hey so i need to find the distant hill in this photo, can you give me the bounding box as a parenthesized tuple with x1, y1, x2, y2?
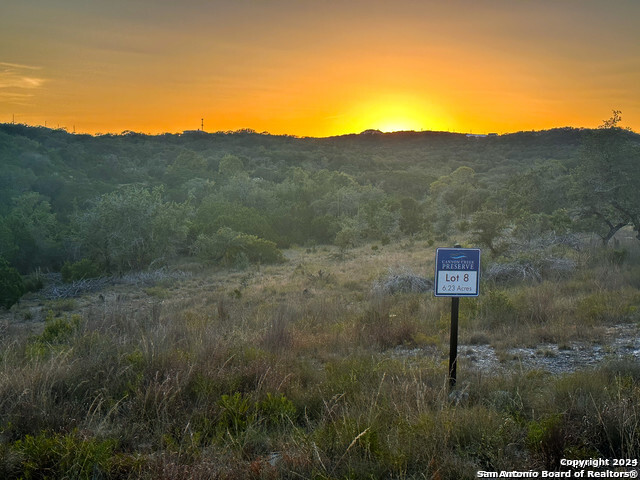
(1, 122, 638, 276)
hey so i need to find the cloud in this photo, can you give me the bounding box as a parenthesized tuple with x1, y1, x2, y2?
(0, 91, 35, 107)
(0, 62, 46, 102)
(0, 61, 41, 70)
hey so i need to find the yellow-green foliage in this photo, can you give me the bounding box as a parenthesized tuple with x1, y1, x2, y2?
(26, 311, 81, 358)
(47, 298, 77, 314)
(474, 288, 517, 327)
(575, 290, 639, 325)
(8, 431, 115, 479)
(527, 414, 565, 468)
(61, 258, 103, 283)
(143, 286, 170, 298)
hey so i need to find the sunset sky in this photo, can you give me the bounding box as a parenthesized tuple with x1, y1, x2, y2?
(1, 0, 639, 136)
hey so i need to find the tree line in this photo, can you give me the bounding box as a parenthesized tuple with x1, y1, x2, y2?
(1, 114, 639, 308)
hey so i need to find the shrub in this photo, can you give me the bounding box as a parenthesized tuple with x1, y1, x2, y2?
(61, 258, 103, 283)
(372, 268, 433, 295)
(476, 289, 517, 327)
(40, 314, 82, 344)
(8, 431, 115, 479)
(22, 270, 44, 293)
(309, 214, 341, 244)
(257, 393, 296, 429)
(574, 291, 633, 325)
(0, 256, 25, 309)
(240, 233, 285, 264)
(193, 228, 284, 267)
(217, 392, 256, 438)
(608, 248, 627, 265)
(27, 311, 82, 358)
(527, 414, 566, 468)
(486, 259, 542, 284)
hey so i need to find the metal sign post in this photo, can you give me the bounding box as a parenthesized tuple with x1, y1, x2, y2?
(434, 247, 481, 389)
(448, 296, 460, 389)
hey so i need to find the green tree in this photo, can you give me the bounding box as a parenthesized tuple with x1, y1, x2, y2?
(501, 161, 570, 218)
(218, 154, 246, 179)
(571, 112, 640, 244)
(0, 217, 18, 263)
(429, 166, 486, 216)
(399, 197, 426, 235)
(309, 214, 341, 244)
(183, 177, 216, 203)
(427, 166, 487, 238)
(470, 209, 509, 255)
(165, 150, 210, 188)
(73, 186, 191, 272)
(0, 256, 25, 309)
(193, 198, 279, 244)
(334, 218, 360, 251)
(496, 162, 573, 244)
(2, 192, 61, 272)
(358, 187, 399, 241)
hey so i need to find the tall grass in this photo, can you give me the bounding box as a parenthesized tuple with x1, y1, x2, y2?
(1, 241, 640, 478)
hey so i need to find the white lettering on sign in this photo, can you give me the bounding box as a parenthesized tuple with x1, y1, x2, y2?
(440, 261, 475, 270)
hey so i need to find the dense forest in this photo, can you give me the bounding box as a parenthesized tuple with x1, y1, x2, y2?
(1, 119, 639, 307)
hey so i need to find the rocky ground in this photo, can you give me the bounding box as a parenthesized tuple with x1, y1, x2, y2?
(392, 323, 640, 376)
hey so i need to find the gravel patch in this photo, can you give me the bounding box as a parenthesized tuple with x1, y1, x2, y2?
(390, 324, 640, 375)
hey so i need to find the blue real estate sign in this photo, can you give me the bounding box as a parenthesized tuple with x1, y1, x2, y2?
(434, 248, 481, 297)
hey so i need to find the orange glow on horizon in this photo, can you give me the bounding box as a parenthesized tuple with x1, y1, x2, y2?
(322, 94, 446, 135)
(1, 2, 639, 137)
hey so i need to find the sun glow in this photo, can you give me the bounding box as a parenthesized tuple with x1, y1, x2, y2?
(377, 118, 423, 133)
(340, 94, 449, 134)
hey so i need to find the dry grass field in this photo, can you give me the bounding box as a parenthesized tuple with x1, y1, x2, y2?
(1, 237, 640, 479)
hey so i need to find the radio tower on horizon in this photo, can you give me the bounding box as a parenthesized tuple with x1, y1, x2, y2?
(201, 118, 204, 131)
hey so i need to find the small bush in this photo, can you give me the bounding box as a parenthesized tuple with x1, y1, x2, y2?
(27, 311, 82, 358)
(575, 292, 633, 325)
(48, 298, 77, 313)
(372, 268, 433, 295)
(40, 314, 81, 344)
(527, 414, 566, 469)
(61, 258, 103, 283)
(22, 271, 44, 293)
(240, 233, 285, 264)
(476, 289, 517, 327)
(8, 431, 115, 480)
(607, 248, 627, 266)
(193, 228, 284, 267)
(486, 260, 541, 284)
(257, 393, 296, 429)
(217, 392, 256, 438)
